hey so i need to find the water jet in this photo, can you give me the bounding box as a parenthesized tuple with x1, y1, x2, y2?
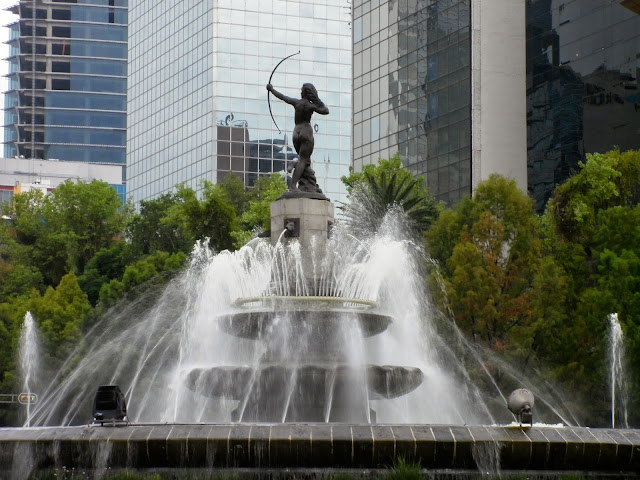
(18, 312, 40, 428)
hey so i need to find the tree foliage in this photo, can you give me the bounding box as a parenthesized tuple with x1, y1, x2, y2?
(425, 150, 640, 425)
(126, 193, 187, 256)
(231, 174, 287, 247)
(427, 174, 542, 349)
(549, 149, 640, 243)
(98, 250, 187, 307)
(538, 150, 640, 414)
(341, 155, 440, 237)
(5, 180, 128, 285)
(77, 242, 136, 305)
(160, 182, 236, 253)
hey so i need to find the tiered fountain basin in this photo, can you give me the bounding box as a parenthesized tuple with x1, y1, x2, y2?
(2, 423, 640, 477)
(186, 364, 424, 401)
(185, 296, 424, 423)
(217, 296, 395, 338)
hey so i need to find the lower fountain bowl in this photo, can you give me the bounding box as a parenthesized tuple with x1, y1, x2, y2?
(185, 364, 424, 401)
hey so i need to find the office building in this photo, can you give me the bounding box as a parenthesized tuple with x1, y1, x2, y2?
(352, 0, 526, 206)
(2, 0, 127, 170)
(354, 0, 639, 210)
(127, 0, 352, 205)
(527, 0, 640, 211)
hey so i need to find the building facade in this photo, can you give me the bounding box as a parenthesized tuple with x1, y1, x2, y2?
(0, 156, 125, 206)
(2, 0, 127, 168)
(127, 0, 352, 206)
(354, 0, 639, 211)
(352, 0, 526, 206)
(527, 0, 640, 211)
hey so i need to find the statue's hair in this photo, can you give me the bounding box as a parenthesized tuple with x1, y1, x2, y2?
(302, 83, 319, 102)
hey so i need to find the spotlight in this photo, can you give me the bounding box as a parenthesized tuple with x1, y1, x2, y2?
(507, 388, 534, 426)
(92, 385, 128, 426)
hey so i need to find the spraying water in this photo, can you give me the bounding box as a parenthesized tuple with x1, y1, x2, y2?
(609, 313, 628, 428)
(25, 209, 571, 426)
(18, 312, 40, 427)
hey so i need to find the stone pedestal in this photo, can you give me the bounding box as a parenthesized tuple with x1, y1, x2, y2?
(270, 196, 334, 252)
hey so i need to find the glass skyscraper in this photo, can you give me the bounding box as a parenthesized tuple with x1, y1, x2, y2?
(356, 0, 639, 211)
(527, 0, 640, 211)
(353, 0, 471, 205)
(353, 0, 526, 206)
(2, 0, 127, 165)
(127, 0, 352, 205)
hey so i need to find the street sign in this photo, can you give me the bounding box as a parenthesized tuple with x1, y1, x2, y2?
(18, 393, 37, 404)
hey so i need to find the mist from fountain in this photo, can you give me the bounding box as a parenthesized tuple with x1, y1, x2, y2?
(18, 312, 40, 427)
(609, 312, 629, 428)
(24, 208, 570, 427)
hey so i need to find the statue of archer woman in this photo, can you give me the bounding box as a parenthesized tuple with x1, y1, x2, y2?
(266, 82, 329, 193)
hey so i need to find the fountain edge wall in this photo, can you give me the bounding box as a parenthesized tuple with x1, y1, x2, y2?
(2, 424, 639, 476)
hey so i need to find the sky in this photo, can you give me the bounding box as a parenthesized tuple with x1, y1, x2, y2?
(0, 2, 18, 146)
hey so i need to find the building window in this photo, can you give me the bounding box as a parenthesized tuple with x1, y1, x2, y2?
(371, 115, 380, 142)
(354, 17, 362, 43)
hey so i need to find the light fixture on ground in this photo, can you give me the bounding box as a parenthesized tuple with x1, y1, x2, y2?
(92, 385, 127, 426)
(507, 388, 534, 426)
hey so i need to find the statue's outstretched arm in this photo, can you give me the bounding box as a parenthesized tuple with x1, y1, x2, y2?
(266, 84, 297, 106)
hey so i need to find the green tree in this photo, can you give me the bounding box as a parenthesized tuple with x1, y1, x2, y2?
(29, 272, 91, 358)
(126, 193, 189, 256)
(218, 173, 252, 218)
(535, 149, 640, 424)
(0, 261, 43, 299)
(427, 175, 542, 350)
(42, 180, 129, 271)
(231, 174, 287, 247)
(98, 250, 187, 307)
(77, 242, 136, 305)
(0, 273, 92, 369)
(161, 182, 236, 253)
(341, 155, 440, 237)
(549, 149, 640, 244)
(6, 180, 128, 285)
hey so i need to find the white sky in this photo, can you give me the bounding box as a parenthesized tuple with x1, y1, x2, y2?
(1, 2, 19, 146)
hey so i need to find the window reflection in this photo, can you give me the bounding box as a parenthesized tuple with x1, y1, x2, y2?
(526, 0, 640, 211)
(353, 0, 472, 206)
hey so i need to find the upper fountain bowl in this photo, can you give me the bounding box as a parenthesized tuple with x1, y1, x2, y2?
(218, 296, 393, 339)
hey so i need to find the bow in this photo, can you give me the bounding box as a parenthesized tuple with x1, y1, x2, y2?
(268, 51, 300, 134)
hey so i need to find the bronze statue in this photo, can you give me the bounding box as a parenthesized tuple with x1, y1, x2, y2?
(266, 82, 329, 193)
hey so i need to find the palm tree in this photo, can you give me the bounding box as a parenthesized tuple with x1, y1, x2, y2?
(340, 156, 440, 238)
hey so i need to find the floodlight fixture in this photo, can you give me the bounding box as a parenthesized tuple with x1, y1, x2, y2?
(92, 385, 127, 426)
(507, 388, 534, 426)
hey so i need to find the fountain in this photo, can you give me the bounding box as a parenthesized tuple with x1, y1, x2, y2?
(2, 190, 639, 478)
(609, 313, 629, 428)
(22, 198, 487, 426)
(181, 196, 424, 424)
(17, 312, 40, 427)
